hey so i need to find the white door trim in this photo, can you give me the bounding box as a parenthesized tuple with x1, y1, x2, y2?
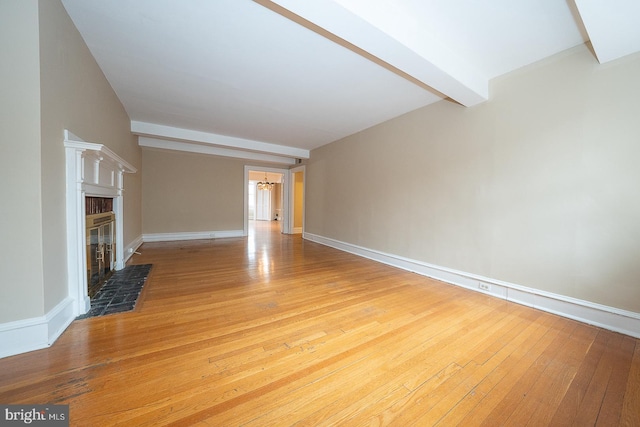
(290, 165, 306, 235)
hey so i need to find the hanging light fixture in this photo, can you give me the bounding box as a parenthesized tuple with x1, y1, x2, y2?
(257, 173, 274, 191)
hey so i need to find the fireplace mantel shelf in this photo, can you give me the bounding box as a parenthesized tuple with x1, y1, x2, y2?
(64, 140, 137, 174)
(64, 130, 136, 178)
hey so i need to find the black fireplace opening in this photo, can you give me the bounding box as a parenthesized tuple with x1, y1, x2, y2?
(86, 197, 115, 298)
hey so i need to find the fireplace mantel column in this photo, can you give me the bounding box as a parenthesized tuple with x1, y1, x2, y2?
(64, 130, 136, 316)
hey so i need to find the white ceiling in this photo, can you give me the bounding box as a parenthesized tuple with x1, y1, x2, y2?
(60, 0, 640, 164)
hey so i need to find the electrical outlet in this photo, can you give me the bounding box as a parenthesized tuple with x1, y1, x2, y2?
(478, 282, 491, 291)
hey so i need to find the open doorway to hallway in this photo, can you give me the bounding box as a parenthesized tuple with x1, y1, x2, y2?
(244, 165, 305, 237)
(247, 169, 285, 236)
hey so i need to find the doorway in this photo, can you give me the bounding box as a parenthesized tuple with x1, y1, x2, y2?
(290, 166, 305, 234)
(245, 166, 288, 236)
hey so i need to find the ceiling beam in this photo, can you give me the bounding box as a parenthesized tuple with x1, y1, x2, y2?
(574, 0, 640, 63)
(254, 0, 488, 107)
(138, 137, 298, 165)
(131, 121, 310, 159)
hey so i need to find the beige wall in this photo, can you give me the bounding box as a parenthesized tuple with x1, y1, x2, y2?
(142, 149, 247, 233)
(0, 0, 141, 323)
(0, 0, 45, 322)
(38, 0, 141, 313)
(306, 45, 640, 313)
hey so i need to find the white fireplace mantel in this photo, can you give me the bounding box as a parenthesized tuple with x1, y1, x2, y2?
(64, 130, 136, 315)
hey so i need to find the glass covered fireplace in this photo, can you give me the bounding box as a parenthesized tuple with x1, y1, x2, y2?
(86, 202, 116, 298)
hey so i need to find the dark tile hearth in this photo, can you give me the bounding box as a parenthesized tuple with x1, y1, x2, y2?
(77, 264, 152, 319)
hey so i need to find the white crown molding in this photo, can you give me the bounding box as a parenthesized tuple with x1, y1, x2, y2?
(131, 121, 309, 160)
(303, 232, 640, 339)
(138, 137, 297, 165)
(143, 230, 245, 243)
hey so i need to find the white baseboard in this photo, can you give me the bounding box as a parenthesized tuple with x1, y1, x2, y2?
(1, 232, 145, 359)
(143, 229, 244, 243)
(0, 297, 76, 359)
(303, 232, 640, 339)
(124, 234, 144, 264)
(292, 227, 303, 234)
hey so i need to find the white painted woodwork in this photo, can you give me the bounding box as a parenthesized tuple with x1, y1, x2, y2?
(259, 0, 489, 106)
(290, 165, 305, 235)
(138, 136, 297, 165)
(133, 122, 308, 160)
(142, 230, 244, 242)
(575, 0, 640, 63)
(64, 130, 136, 316)
(57, 0, 640, 158)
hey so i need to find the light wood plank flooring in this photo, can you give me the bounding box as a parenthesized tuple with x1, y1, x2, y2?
(1, 221, 639, 426)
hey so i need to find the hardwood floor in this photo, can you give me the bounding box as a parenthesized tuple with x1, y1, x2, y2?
(1, 221, 639, 426)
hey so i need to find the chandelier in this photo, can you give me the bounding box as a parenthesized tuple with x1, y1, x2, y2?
(257, 174, 274, 191)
